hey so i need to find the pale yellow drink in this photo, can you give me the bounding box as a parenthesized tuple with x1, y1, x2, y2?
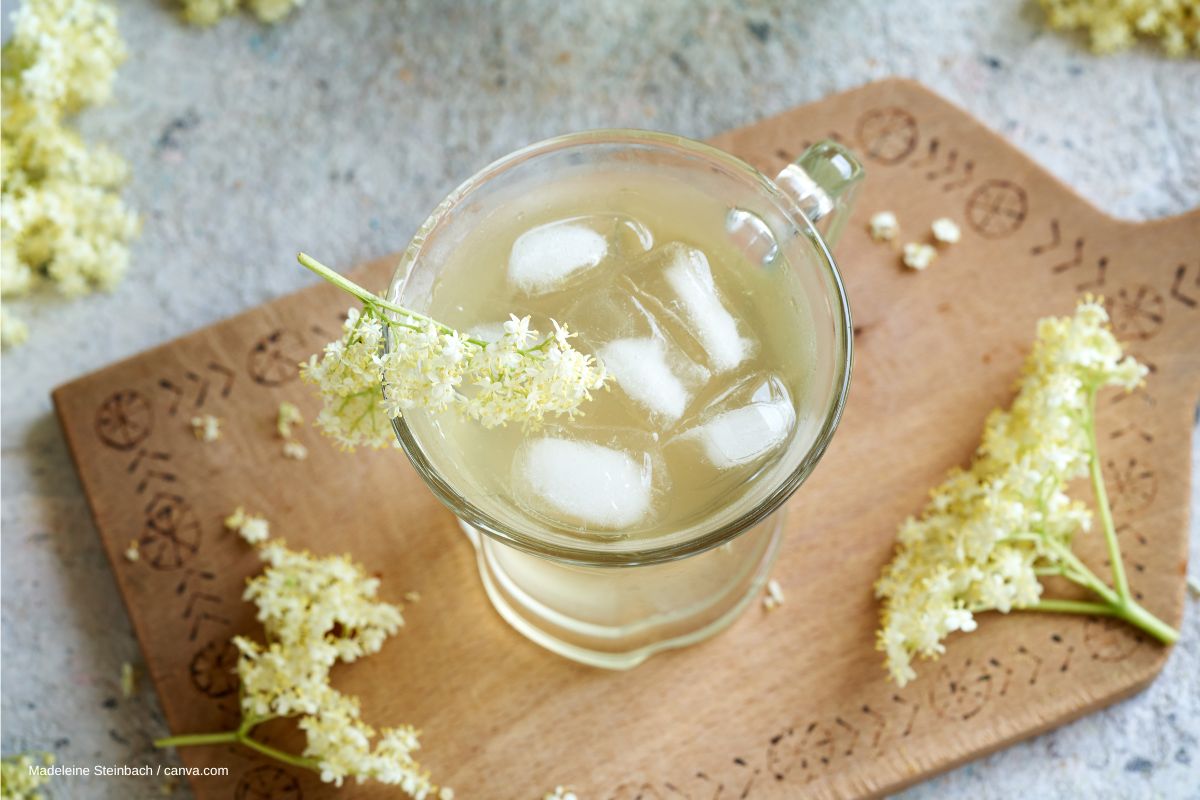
(404, 170, 814, 541)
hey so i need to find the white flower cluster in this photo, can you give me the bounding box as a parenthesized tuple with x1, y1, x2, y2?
(276, 401, 309, 459)
(876, 299, 1147, 686)
(1, 0, 138, 347)
(1, 0, 125, 112)
(224, 506, 270, 544)
(232, 536, 449, 797)
(302, 304, 607, 450)
(300, 307, 394, 450)
(1039, 0, 1200, 55)
(180, 0, 304, 26)
(0, 753, 53, 800)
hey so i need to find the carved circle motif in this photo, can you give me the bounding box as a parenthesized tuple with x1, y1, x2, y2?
(94, 390, 153, 451)
(235, 765, 302, 800)
(139, 494, 202, 570)
(190, 638, 240, 698)
(855, 107, 919, 165)
(1106, 284, 1165, 341)
(964, 179, 1028, 238)
(930, 659, 993, 721)
(1083, 617, 1142, 662)
(247, 329, 306, 386)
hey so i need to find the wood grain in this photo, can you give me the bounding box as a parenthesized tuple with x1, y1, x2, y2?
(53, 78, 1200, 800)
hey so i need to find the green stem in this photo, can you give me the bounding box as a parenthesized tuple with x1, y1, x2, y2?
(237, 735, 321, 770)
(155, 725, 321, 773)
(1023, 388, 1179, 646)
(1115, 596, 1180, 645)
(154, 731, 238, 749)
(1027, 598, 1118, 617)
(296, 253, 490, 347)
(1047, 541, 1120, 604)
(1086, 387, 1130, 601)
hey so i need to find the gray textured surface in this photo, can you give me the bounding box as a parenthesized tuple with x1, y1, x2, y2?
(2, 1, 1199, 798)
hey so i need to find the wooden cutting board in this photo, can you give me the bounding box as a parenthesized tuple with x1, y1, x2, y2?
(53, 78, 1199, 800)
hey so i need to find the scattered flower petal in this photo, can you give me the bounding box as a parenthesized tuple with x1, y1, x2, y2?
(868, 211, 899, 242)
(763, 578, 785, 611)
(282, 440, 309, 460)
(120, 661, 138, 698)
(277, 401, 304, 439)
(190, 414, 221, 443)
(902, 242, 937, 270)
(931, 217, 961, 244)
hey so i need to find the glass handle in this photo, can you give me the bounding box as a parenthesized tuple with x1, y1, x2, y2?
(774, 140, 864, 249)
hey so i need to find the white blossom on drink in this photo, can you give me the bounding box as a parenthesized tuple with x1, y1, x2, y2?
(303, 308, 606, 450)
(299, 307, 394, 450)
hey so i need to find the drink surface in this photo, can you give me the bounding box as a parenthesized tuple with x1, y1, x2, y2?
(403, 168, 814, 544)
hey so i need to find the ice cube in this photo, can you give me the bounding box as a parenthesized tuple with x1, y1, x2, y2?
(508, 215, 654, 296)
(599, 337, 692, 422)
(632, 243, 753, 373)
(668, 374, 795, 472)
(509, 222, 607, 294)
(567, 287, 711, 425)
(619, 217, 655, 252)
(513, 436, 657, 529)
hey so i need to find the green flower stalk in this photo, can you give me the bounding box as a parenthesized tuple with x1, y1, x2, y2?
(155, 517, 453, 797)
(295, 253, 607, 450)
(876, 298, 1178, 687)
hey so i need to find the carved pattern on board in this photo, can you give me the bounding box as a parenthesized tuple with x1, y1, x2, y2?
(95, 390, 153, 451)
(964, 179, 1028, 238)
(235, 765, 302, 800)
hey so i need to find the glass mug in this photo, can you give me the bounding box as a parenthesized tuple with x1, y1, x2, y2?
(386, 131, 859, 669)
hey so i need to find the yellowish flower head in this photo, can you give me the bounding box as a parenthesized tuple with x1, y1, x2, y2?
(301, 306, 607, 450)
(1, 0, 138, 344)
(876, 298, 1147, 686)
(1, 752, 54, 800)
(180, 0, 304, 26)
(230, 532, 446, 796)
(1038, 0, 1200, 56)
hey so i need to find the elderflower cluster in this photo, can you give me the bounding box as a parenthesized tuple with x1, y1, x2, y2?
(224, 506, 270, 544)
(233, 536, 449, 797)
(180, 0, 304, 26)
(276, 401, 309, 459)
(1, 0, 138, 346)
(1, 753, 53, 800)
(302, 306, 607, 450)
(1039, 0, 1200, 56)
(876, 299, 1146, 686)
(1, 0, 125, 112)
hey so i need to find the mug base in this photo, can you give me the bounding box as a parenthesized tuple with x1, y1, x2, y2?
(462, 513, 785, 670)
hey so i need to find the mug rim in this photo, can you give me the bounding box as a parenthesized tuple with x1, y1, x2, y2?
(388, 128, 853, 566)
